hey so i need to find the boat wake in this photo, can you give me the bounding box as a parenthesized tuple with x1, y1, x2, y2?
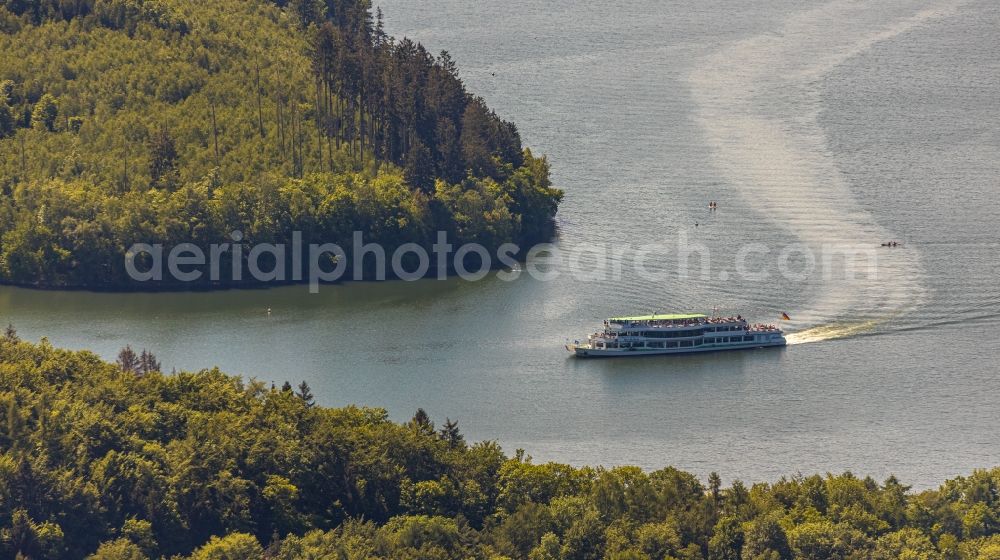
(688, 0, 963, 344)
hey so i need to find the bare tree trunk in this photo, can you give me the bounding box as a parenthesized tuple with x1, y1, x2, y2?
(323, 82, 333, 171)
(291, 101, 299, 178)
(315, 81, 323, 169)
(277, 94, 285, 157)
(255, 57, 265, 137)
(335, 93, 342, 150)
(210, 102, 220, 168)
(122, 137, 128, 192)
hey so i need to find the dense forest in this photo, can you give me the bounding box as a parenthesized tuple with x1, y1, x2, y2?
(0, 332, 998, 559)
(0, 0, 562, 287)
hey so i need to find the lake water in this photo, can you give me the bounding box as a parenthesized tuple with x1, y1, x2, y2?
(3, 0, 999, 488)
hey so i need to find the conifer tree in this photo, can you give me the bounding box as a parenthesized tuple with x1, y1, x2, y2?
(138, 349, 161, 375)
(148, 127, 179, 189)
(31, 94, 58, 132)
(412, 408, 434, 436)
(0, 101, 14, 139)
(439, 418, 464, 448)
(117, 345, 139, 373)
(296, 381, 314, 406)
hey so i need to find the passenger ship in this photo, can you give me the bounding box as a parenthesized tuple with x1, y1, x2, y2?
(567, 313, 786, 358)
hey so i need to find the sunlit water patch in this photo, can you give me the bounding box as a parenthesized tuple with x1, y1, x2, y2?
(689, 0, 964, 342)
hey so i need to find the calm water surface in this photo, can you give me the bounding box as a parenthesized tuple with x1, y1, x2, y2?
(3, 0, 999, 487)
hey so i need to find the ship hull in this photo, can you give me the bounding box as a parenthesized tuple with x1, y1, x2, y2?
(568, 339, 786, 358)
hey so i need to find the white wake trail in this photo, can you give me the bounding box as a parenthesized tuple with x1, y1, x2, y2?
(689, 0, 962, 343)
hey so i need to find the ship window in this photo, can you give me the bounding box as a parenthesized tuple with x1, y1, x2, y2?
(666, 341, 678, 348)
(650, 341, 663, 348)
(680, 340, 694, 347)
(744, 336, 754, 342)
(694, 339, 702, 346)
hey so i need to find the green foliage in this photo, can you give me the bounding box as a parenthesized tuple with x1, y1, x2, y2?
(87, 538, 149, 560)
(0, 0, 562, 288)
(188, 533, 263, 560)
(0, 100, 14, 138)
(147, 126, 178, 189)
(31, 93, 58, 131)
(0, 336, 999, 559)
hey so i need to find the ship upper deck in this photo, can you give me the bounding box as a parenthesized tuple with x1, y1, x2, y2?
(607, 314, 748, 330)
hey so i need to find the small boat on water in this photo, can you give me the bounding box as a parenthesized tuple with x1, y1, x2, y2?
(567, 313, 786, 358)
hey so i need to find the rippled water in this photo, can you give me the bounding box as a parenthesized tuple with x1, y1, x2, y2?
(2, 0, 999, 487)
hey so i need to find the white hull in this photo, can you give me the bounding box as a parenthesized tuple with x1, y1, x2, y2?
(570, 312, 787, 358)
(568, 339, 786, 358)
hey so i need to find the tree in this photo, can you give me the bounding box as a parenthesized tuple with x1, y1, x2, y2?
(120, 518, 157, 556)
(3, 323, 17, 341)
(709, 472, 722, 505)
(727, 480, 751, 516)
(3, 509, 65, 559)
(290, 0, 319, 26)
(117, 345, 139, 373)
(636, 521, 683, 559)
(189, 533, 264, 560)
(404, 138, 435, 192)
(296, 381, 314, 406)
(528, 532, 561, 560)
(0, 79, 13, 104)
(89, 539, 149, 560)
(0, 101, 14, 139)
(412, 408, 434, 435)
(560, 510, 605, 560)
(439, 418, 464, 448)
(32, 93, 58, 131)
(710, 516, 744, 560)
(148, 126, 179, 188)
(138, 349, 161, 375)
(788, 521, 855, 560)
(870, 528, 939, 560)
(741, 513, 791, 560)
(460, 99, 495, 178)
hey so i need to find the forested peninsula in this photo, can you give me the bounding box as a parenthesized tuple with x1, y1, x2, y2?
(1, 332, 999, 559)
(0, 0, 562, 288)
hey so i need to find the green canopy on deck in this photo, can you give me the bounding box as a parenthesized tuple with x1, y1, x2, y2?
(608, 313, 706, 322)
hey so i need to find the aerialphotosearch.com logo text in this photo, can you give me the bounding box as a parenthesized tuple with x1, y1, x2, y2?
(124, 230, 880, 292)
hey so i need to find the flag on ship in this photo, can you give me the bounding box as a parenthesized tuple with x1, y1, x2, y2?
(780, 312, 791, 321)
